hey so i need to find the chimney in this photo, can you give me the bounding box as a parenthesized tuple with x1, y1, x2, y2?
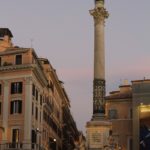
(0, 28, 13, 51)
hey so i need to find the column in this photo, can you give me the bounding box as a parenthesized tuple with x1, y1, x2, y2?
(23, 77, 32, 149)
(2, 80, 9, 142)
(90, 6, 109, 117)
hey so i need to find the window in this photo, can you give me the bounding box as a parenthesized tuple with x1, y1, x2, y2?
(35, 107, 38, 120)
(129, 108, 132, 119)
(0, 57, 1, 66)
(32, 102, 34, 115)
(36, 89, 38, 101)
(128, 137, 132, 150)
(40, 95, 42, 105)
(32, 84, 35, 96)
(108, 109, 118, 119)
(15, 55, 22, 65)
(40, 111, 41, 122)
(11, 82, 22, 94)
(0, 84, 1, 95)
(12, 129, 19, 143)
(10, 100, 22, 114)
(31, 130, 37, 149)
(0, 102, 1, 115)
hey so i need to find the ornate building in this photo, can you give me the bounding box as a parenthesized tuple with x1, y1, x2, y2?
(0, 28, 79, 150)
(105, 80, 150, 150)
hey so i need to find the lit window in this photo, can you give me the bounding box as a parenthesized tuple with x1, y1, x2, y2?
(128, 137, 132, 150)
(12, 129, 19, 143)
(15, 55, 22, 65)
(10, 100, 22, 114)
(11, 82, 22, 94)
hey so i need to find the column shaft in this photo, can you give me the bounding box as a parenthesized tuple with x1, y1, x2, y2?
(94, 20, 105, 79)
(90, 7, 108, 117)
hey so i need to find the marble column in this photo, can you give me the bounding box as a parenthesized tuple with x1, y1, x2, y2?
(90, 0, 109, 118)
(86, 2, 111, 149)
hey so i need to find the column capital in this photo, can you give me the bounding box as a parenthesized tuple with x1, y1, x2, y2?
(90, 7, 109, 24)
(25, 77, 32, 85)
(3, 80, 9, 86)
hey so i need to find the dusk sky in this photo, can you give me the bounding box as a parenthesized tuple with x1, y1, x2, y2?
(1, 0, 150, 133)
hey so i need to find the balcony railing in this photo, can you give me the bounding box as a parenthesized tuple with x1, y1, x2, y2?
(0, 143, 45, 150)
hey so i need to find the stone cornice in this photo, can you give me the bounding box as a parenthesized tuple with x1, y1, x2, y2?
(90, 7, 109, 24)
(0, 64, 34, 71)
(0, 64, 48, 87)
(0, 48, 30, 56)
(33, 64, 48, 86)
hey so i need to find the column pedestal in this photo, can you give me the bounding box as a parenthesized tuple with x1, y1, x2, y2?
(86, 120, 111, 150)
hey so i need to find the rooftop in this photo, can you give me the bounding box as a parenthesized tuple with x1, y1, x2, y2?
(106, 84, 132, 100)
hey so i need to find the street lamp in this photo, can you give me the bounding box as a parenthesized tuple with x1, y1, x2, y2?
(49, 137, 57, 150)
(34, 128, 41, 150)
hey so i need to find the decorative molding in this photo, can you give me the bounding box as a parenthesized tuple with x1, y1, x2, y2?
(25, 77, 32, 85)
(3, 80, 9, 86)
(93, 79, 105, 114)
(90, 7, 109, 25)
(0, 64, 34, 71)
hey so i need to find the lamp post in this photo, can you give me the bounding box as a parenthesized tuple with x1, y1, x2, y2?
(32, 128, 42, 150)
(49, 138, 57, 150)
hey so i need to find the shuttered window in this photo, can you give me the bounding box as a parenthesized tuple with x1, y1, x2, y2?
(10, 100, 22, 114)
(15, 55, 22, 65)
(11, 82, 22, 94)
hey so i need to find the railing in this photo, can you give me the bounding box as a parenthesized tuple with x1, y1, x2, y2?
(0, 143, 45, 150)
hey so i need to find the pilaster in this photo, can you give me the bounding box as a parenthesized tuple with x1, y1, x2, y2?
(23, 77, 32, 148)
(2, 80, 9, 142)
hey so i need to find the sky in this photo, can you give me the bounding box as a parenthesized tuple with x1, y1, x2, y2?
(0, 0, 150, 134)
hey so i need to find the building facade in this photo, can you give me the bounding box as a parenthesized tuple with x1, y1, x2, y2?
(0, 28, 79, 150)
(105, 80, 150, 150)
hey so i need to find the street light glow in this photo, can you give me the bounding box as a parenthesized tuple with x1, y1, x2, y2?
(53, 138, 56, 142)
(140, 105, 150, 112)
